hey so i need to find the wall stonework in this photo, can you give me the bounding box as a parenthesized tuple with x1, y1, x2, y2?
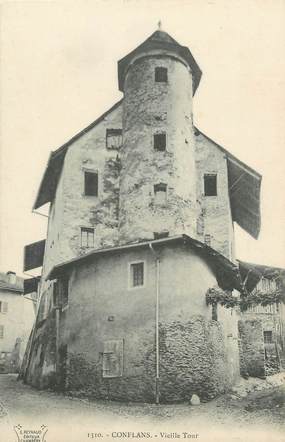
(238, 319, 265, 378)
(195, 133, 234, 259)
(54, 244, 240, 402)
(119, 56, 198, 243)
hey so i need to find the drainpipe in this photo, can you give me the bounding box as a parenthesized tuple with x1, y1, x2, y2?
(149, 243, 160, 405)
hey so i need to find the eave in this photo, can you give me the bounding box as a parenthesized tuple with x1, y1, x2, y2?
(47, 234, 242, 291)
(33, 99, 123, 210)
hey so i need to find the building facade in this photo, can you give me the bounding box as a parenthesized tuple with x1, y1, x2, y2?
(22, 29, 279, 403)
(0, 271, 35, 373)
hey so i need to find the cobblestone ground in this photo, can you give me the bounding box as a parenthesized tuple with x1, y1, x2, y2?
(0, 374, 284, 442)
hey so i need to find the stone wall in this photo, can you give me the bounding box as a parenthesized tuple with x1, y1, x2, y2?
(195, 132, 234, 259)
(238, 319, 265, 378)
(119, 55, 198, 243)
(59, 243, 240, 402)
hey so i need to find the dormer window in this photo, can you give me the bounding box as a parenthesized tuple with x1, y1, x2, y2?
(154, 183, 167, 205)
(155, 67, 168, 83)
(154, 133, 166, 151)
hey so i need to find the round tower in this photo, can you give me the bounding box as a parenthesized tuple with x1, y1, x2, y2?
(118, 30, 202, 243)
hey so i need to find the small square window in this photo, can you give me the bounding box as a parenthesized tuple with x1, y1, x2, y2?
(204, 174, 217, 196)
(154, 133, 166, 151)
(84, 171, 98, 196)
(154, 183, 167, 205)
(155, 67, 168, 82)
(106, 129, 122, 150)
(130, 262, 144, 287)
(263, 331, 273, 344)
(81, 227, 95, 248)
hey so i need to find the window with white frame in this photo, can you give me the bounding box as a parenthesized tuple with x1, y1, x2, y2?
(130, 262, 144, 288)
(81, 227, 95, 248)
(0, 301, 8, 314)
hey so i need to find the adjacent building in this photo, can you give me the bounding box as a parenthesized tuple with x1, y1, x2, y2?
(0, 271, 35, 373)
(21, 29, 283, 402)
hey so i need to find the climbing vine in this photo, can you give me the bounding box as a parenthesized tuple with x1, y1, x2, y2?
(205, 285, 284, 312)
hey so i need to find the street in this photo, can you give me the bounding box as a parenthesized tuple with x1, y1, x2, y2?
(0, 374, 284, 442)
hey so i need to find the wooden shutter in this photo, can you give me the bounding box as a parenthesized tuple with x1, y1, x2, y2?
(102, 339, 123, 378)
(0, 325, 4, 338)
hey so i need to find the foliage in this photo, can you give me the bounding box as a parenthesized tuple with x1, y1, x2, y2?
(205, 286, 284, 312)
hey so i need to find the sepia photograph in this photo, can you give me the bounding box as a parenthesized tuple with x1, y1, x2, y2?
(0, 1, 284, 441)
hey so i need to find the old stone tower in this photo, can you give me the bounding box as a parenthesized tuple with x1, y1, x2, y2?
(118, 30, 200, 243)
(22, 28, 264, 402)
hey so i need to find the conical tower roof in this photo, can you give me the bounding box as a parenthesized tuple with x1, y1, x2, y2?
(118, 30, 202, 93)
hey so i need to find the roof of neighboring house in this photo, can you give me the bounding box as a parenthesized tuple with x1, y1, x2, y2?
(0, 272, 23, 294)
(47, 234, 242, 291)
(33, 99, 123, 210)
(117, 30, 202, 93)
(238, 260, 285, 293)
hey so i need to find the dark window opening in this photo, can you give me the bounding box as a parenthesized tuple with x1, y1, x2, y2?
(154, 133, 166, 151)
(263, 331, 273, 344)
(84, 171, 98, 196)
(81, 227, 95, 248)
(155, 67, 168, 82)
(131, 262, 144, 287)
(204, 174, 217, 196)
(212, 303, 218, 321)
(106, 129, 122, 150)
(0, 325, 4, 339)
(154, 183, 167, 205)
(154, 231, 169, 239)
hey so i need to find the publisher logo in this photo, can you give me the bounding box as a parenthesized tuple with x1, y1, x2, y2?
(14, 424, 48, 442)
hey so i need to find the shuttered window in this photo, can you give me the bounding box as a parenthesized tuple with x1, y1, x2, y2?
(81, 227, 95, 248)
(102, 339, 124, 378)
(106, 129, 122, 150)
(0, 325, 4, 339)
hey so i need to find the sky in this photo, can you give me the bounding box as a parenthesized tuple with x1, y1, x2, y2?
(0, 0, 285, 277)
